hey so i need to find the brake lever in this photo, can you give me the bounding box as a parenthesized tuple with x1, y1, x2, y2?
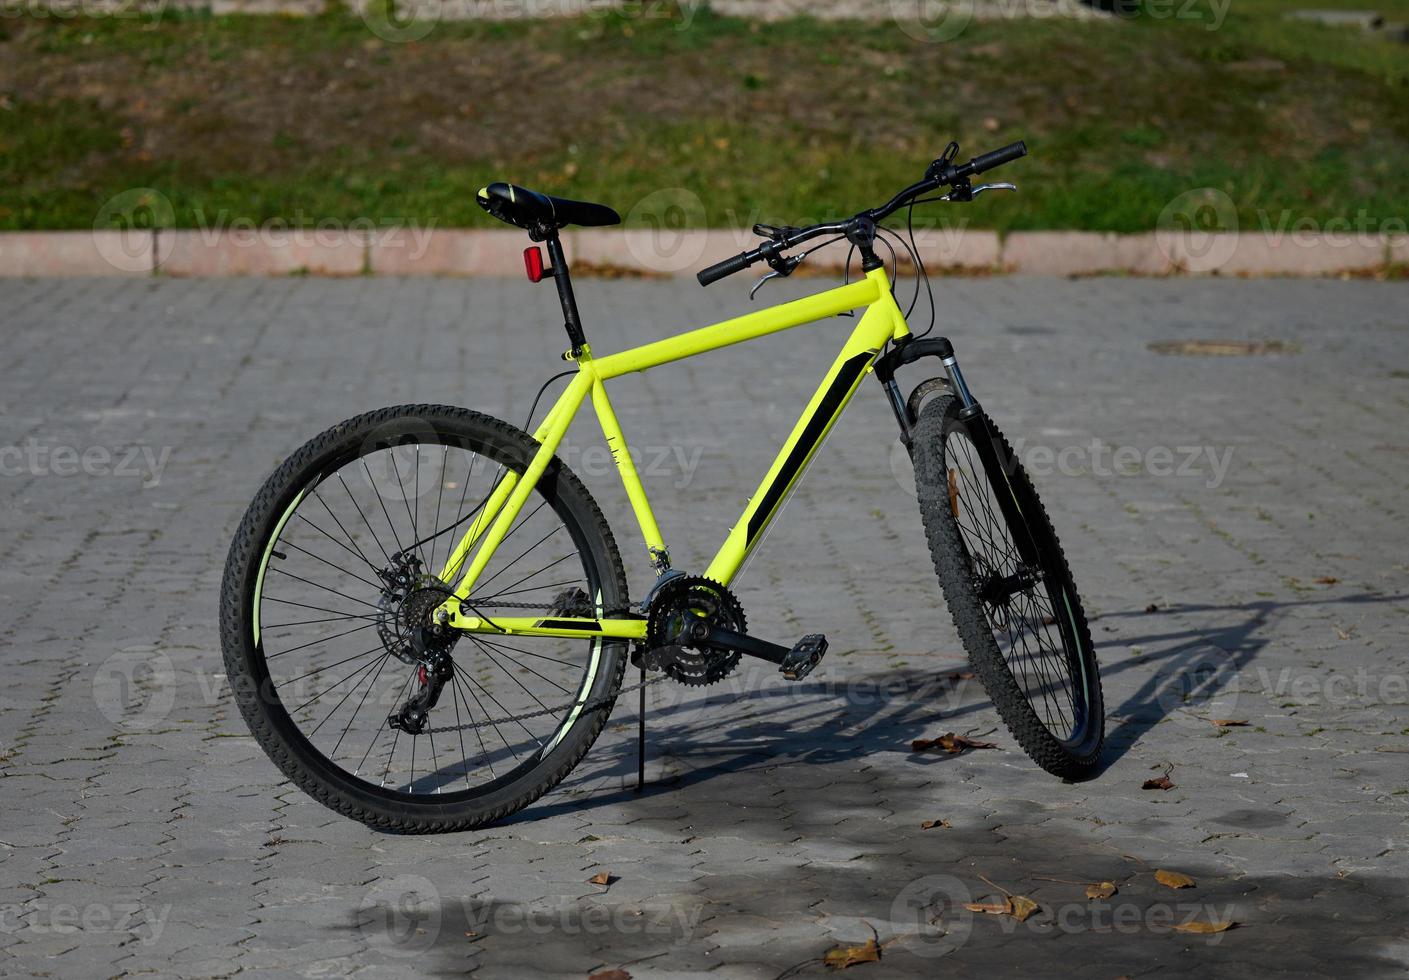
(749, 253, 802, 300)
(749, 269, 786, 301)
(969, 182, 1017, 199)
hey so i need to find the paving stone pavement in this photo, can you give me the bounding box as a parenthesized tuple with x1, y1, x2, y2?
(1, 275, 1408, 978)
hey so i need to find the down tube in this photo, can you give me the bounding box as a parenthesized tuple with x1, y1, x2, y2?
(703, 300, 900, 586)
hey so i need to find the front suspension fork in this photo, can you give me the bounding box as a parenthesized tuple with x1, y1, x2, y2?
(874, 336, 1040, 567)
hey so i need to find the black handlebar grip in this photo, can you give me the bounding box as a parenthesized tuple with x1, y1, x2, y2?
(697, 251, 754, 286)
(968, 140, 1028, 176)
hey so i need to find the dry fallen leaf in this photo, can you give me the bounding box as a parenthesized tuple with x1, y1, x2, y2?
(962, 895, 1038, 921)
(587, 872, 614, 886)
(1315, 576, 1339, 585)
(1009, 895, 1040, 921)
(1143, 775, 1176, 791)
(920, 819, 952, 830)
(823, 938, 881, 969)
(947, 467, 960, 518)
(1172, 919, 1236, 934)
(912, 733, 998, 755)
(1155, 869, 1196, 890)
(588, 971, 632, 980)
(1086, 881, 1118, 900)
(1211, 719, 1249, 727)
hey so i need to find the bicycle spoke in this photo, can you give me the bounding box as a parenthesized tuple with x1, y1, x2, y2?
(280, 537, 384, 592)
(452, 671, 496, 780)
(285, 643, 387, 700)
(312, 488, 382, 575)
(429, 445, 449, 576)
(310, 651, 392, 739)
(338, 473, 394, 566)
(469, 637, 566, 707)
(265, 620, 379, 660)
(294, 509, 382, 580)
(329, 650, 393, 759)
(453, 660, 542, 750)
(289, 646, 389, 715)
(267, 567, 383, 612)
(260, 596, 381, 623)
(362, 457, 408, 557)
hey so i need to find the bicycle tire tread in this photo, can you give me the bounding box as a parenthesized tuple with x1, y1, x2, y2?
(911, 395, 1104, 778)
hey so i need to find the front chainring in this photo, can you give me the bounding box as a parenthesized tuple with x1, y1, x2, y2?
(643, 575, 746, 687)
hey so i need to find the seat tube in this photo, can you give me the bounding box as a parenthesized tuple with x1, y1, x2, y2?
(590, 376, 670, 570)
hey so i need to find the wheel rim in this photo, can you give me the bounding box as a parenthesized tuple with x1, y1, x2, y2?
(248, 427, 610, 800)
(943, 426, 1091, 747)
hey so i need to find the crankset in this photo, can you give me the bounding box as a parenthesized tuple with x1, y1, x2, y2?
(639, 574, 830, 683)
(640, 575, 746, 686)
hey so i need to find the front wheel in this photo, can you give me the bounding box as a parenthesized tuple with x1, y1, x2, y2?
(912, 393, 1105, 778)
(219, 405, 630, 832)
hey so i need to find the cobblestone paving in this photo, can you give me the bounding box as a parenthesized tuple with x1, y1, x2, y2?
(1, 276, 1407, 978)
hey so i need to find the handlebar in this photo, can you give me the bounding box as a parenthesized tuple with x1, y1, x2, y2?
(697, 249, 760, 287)
(697, 140, 1026, 287)
(964, 139, 1028, 177)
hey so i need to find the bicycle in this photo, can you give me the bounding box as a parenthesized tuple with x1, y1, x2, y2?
(220, 139, 1105, 833)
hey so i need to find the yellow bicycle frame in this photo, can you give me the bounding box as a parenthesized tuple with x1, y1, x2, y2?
(435, 266, 912, 639)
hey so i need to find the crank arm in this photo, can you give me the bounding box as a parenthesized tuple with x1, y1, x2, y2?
(701, 625, 790, 666)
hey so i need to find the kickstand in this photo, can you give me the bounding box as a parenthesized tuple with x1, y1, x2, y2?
(635, 661, 647, 793)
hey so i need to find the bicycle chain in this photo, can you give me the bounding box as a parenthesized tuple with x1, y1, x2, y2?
(419, 598, 663, 735)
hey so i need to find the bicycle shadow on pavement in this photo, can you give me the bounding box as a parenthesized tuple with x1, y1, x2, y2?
(514, 589, 1406, 818)
(1089, 590, 1406, 771)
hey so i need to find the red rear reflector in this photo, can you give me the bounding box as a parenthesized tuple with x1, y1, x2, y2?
(523, 246, 545, 282)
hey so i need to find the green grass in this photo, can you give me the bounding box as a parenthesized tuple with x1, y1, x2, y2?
(1, 2, 1408, 232)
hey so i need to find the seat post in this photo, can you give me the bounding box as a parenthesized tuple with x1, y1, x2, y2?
(543, 231, 588, 356)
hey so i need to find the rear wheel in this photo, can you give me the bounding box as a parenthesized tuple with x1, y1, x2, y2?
(219, 404, 629, 832)
(912, 393, 1104, 777)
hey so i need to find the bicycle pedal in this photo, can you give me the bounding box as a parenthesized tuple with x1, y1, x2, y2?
(779, 634, 827, 681)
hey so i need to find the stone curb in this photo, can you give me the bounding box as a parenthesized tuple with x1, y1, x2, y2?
(1, 229, 1404, 278)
